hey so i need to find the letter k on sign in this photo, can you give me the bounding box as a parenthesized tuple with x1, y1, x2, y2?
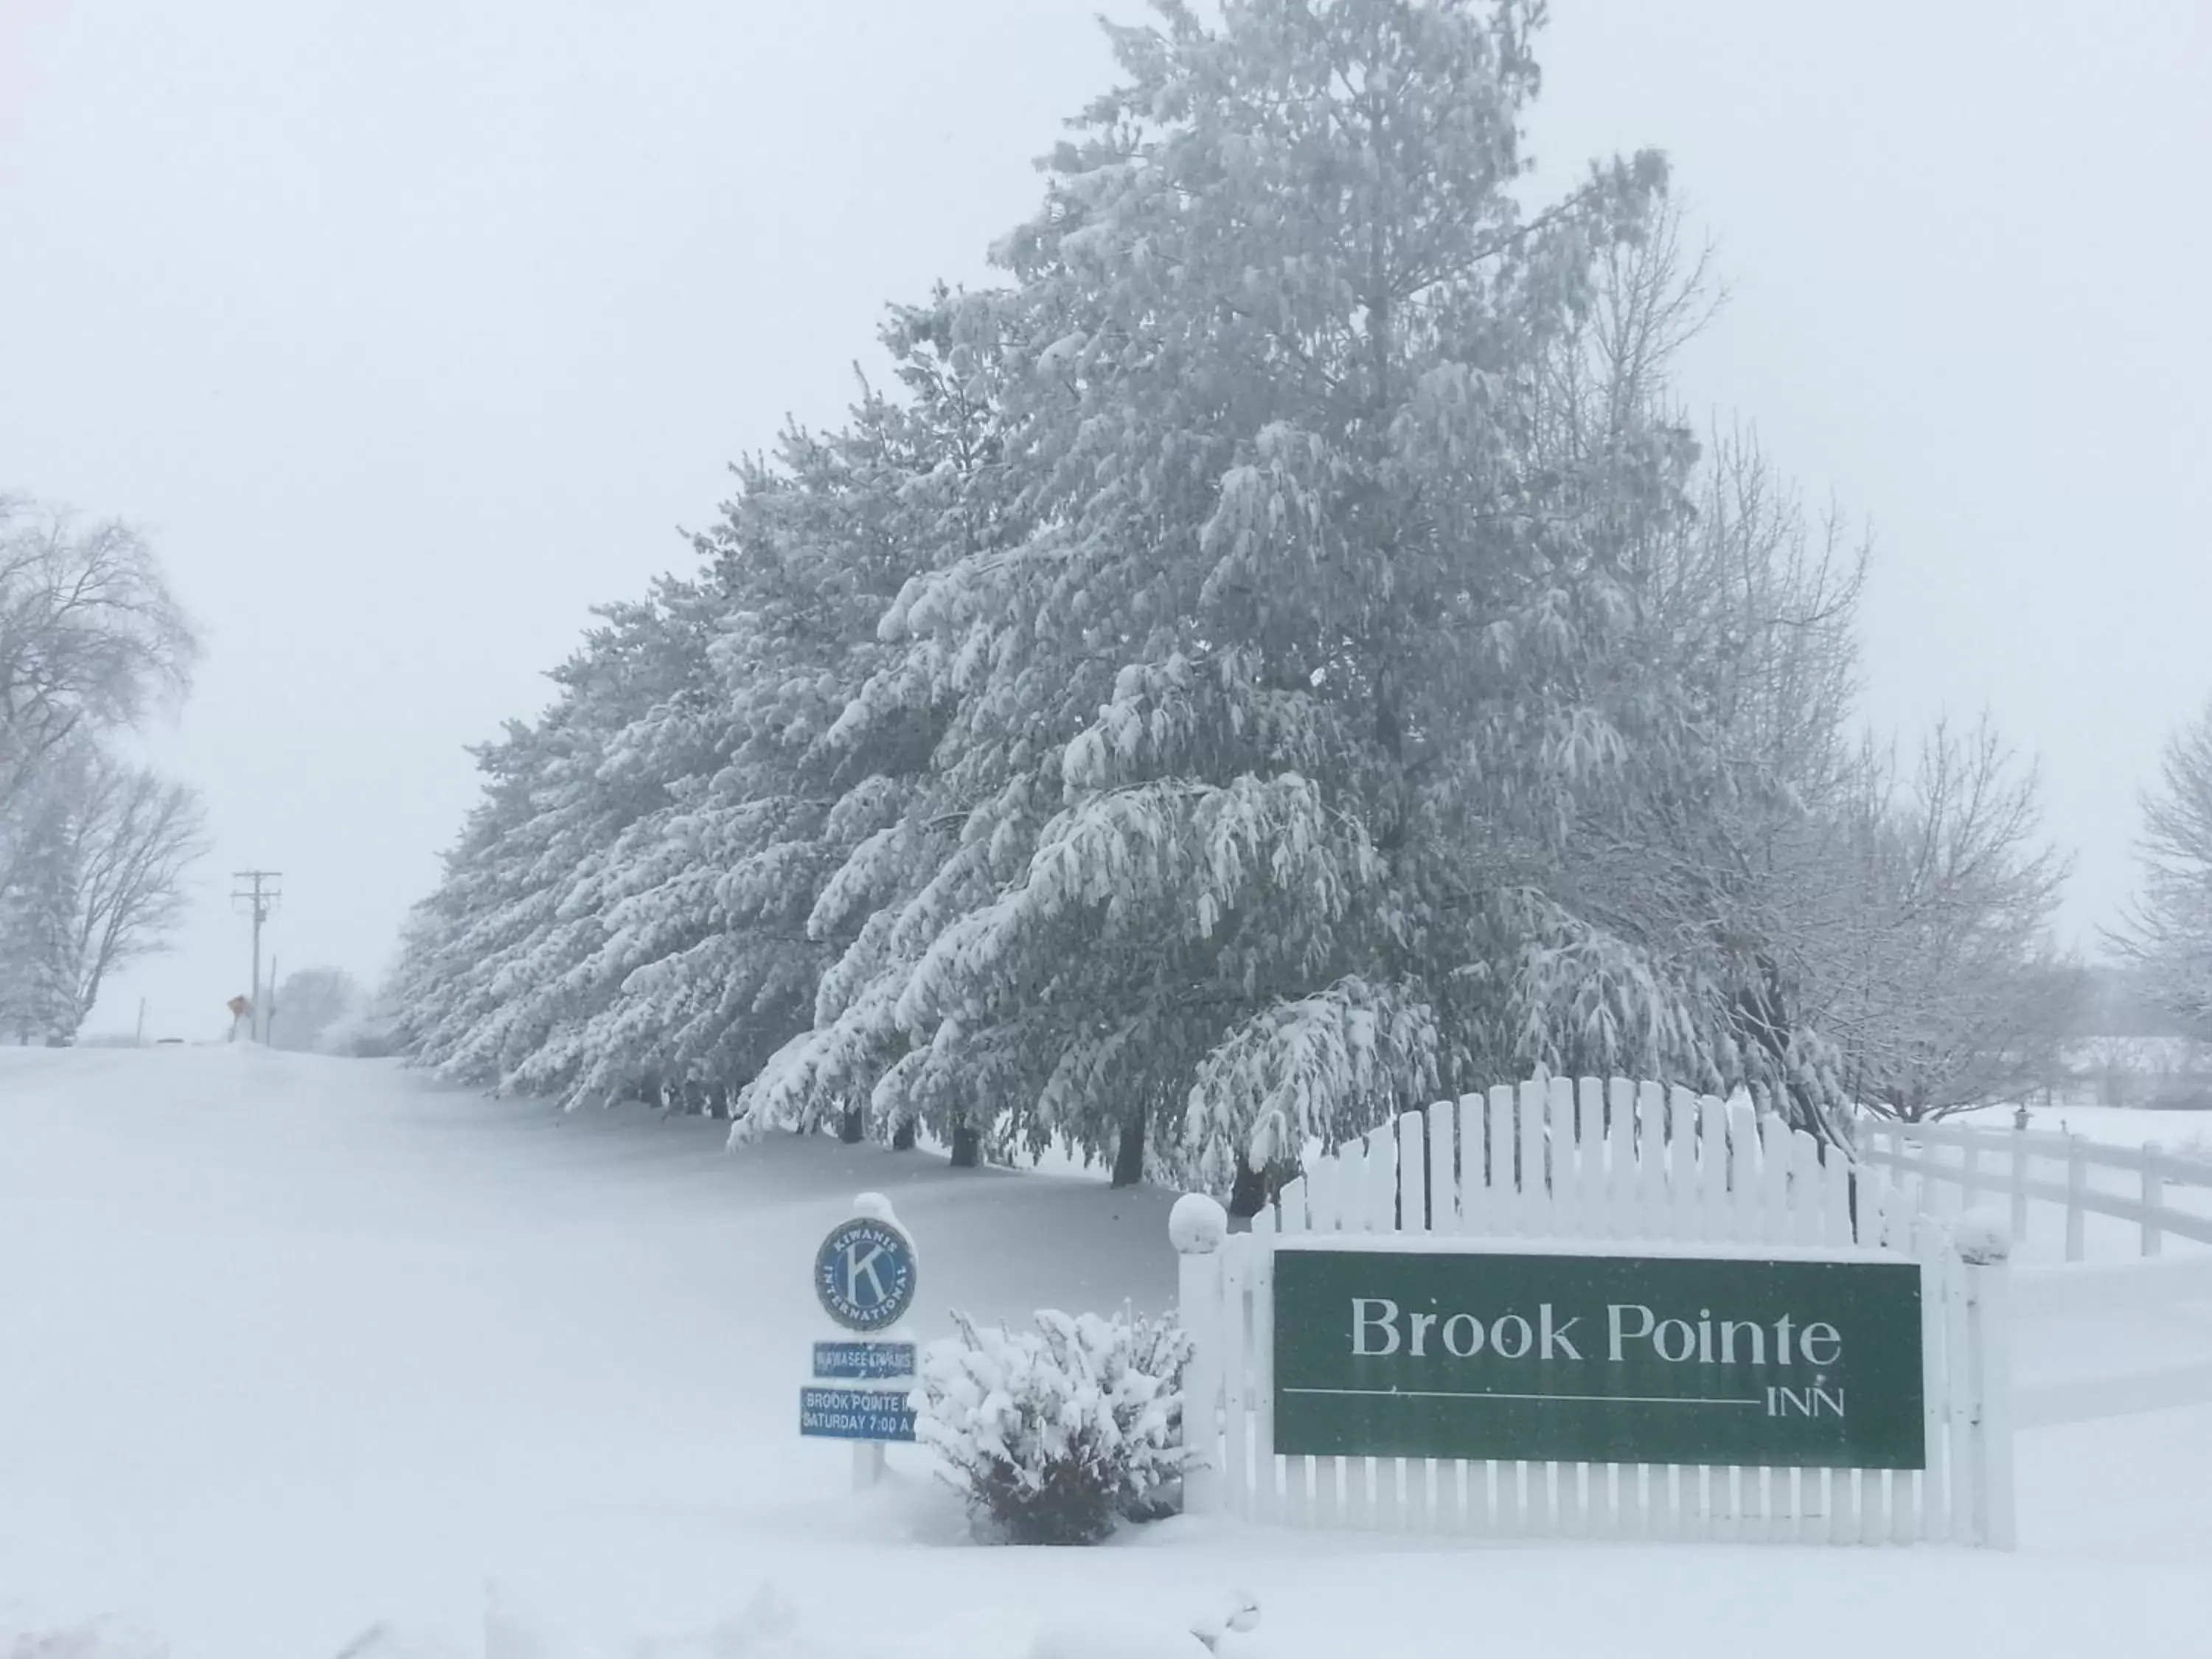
(844, 1241, 888, 1305)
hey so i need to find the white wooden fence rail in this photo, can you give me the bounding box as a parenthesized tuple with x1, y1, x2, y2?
(1178, 1077, 2015, 1547)
(1853, 1116, 2212, 1259)
(1857, 1119, 2212, 1426)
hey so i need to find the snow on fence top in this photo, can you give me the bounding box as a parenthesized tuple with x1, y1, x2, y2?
(1269, 1076, 1857, 1249)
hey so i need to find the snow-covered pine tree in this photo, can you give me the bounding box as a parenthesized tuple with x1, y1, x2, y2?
(387, 717, 555, 1070)
(392, 299, 1021, 1117)
(653, 298, 1040, 1161)
(399, 0, 2073, 1179)
(392, 584, 723, 1093)
(550, 306, 1016, 1118)
(741, 0, 1715, 1193)
(485, 578, 742, 1109)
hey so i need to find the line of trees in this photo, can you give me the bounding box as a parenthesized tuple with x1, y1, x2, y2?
(389, 0, 2077, 1183)
(0, 495, 207, 1044)
(268, 964, 393, 1055)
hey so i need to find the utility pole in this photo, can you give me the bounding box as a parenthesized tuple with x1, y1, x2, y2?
(232, 871, 282, 1043)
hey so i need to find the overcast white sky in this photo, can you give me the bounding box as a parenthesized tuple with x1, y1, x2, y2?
(3, 0, 2208, 1038)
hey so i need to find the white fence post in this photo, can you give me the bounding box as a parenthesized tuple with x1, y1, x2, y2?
(2142, 1144, 2165, 1257)
(2008, 1121, 2029, 1248)
(2064, 1135, 2087, 1262)
(1957, 1225, 2017, 1550)
(1171, 1193, 1231, 1517)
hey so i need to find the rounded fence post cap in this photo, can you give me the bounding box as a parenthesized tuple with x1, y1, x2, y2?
(853, 1190, 897, 1222)
(1952, 1206, 2012, 1265)
(1169, 1192, 1230, 1255)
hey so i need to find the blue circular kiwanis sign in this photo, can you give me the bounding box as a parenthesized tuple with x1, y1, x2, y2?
(813, 1216, 918, 1332)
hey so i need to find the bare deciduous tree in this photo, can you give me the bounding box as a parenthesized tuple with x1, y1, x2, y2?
(1797, 717, 2079, 1119)
(0, 742, 207, 1043)
(271, 965, 366, 1052)
(2113, 697, 2212, 1037)
(0, 496, 198, 812)
(72, 752, 208, 1026)
(1543, 211, 2073, 1124)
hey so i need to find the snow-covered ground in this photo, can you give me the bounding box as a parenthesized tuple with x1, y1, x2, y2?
(7, 1048, 2212, 1658)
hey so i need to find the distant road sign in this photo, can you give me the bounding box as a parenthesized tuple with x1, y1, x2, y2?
(800, 1385, 917, 1442)
(813, 1340, 917, 1382)
(813, 1216, 918, 1332)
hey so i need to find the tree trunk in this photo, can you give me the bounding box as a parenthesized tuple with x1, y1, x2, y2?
(949, 1124, 982, 1168)
(1228, 1158, 1270, 1220)
(838, 1105, 864, 1144)
(1110, 1114, 1146, 1189)
(891, 1118, 917, 1152)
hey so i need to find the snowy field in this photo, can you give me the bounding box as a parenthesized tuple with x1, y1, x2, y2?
(7, 1050, 2212, 1658)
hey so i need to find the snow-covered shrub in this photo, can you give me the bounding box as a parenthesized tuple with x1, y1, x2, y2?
(915, 1308, 1194, 1545)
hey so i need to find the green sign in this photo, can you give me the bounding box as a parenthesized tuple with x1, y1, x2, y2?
(1274, 1245, 1925, 1470)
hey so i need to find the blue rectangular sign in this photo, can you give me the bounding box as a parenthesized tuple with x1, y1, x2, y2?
(799, 1385, 917, 1443)
(812, 1340, 917, 1381)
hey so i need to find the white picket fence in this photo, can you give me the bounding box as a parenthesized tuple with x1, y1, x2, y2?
(1177, 1077, 2015, 1546)
(1851, 1115, 2212, 1259)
